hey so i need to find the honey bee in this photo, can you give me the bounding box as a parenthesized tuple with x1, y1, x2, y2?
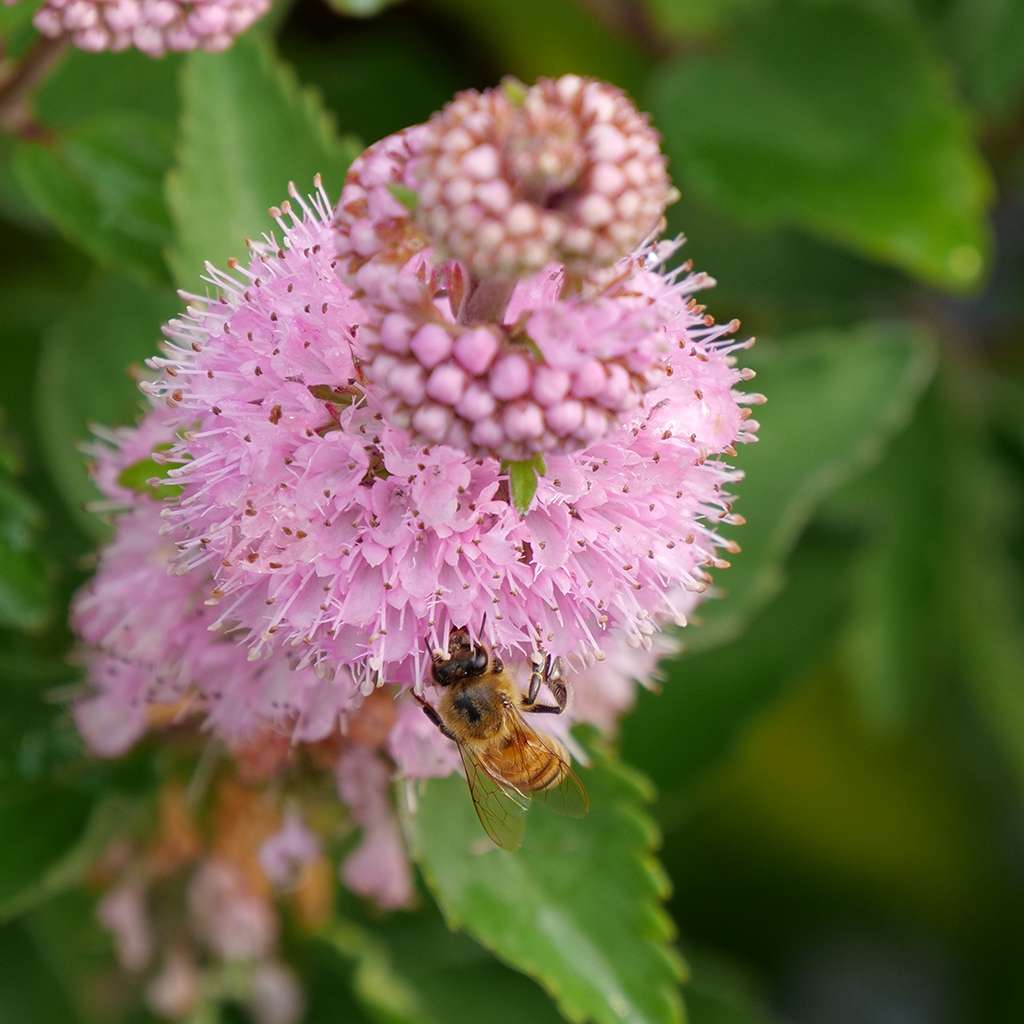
(414, 624, 588, 850)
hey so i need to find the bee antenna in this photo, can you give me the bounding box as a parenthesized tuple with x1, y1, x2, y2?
(479, 612, 488, 638)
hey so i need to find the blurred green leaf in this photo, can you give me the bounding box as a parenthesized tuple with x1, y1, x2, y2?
(0, 918, 84, 1023)
(0, 443, 51, 632)
(336, 911, 566, 1024)
(425, 0, 646, 93)
(944, 375, 1024, 793)
(14, 113, 174, 286)
(644, 0, 765, 41)
(941, 0, 1024, 118)
(167, 34, 361, 291)
(623, 532, 854, 803)
(281, 23, 466, 145)
(325, 0, 402, 15)
(36, 276, 178, 539)
(836, 387, 949, 730)
(651, 1, 992, 290)
(401, 736, 684, 1024)
(37, 50, 182, 129)
(0, 781, 94, 922)
(0, 796, 137, 924)
(685, 951, 779, 1024)
(692, 322, 936, 652)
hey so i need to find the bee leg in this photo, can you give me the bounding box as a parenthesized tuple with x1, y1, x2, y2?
(413, 693, 457, 742)
(522, 702, 563, 715)
(527, 651, 545, 705)
(523, 652, 568, 714)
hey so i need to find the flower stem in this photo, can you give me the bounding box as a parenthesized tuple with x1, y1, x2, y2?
(0, 35, 67, 137)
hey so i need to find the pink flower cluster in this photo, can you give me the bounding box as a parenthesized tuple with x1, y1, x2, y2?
(29, 0, 269, 56)
(98, 859, 302, 1022)
(71, 76, 761, 907)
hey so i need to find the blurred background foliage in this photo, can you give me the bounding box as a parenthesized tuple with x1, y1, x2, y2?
(1, 0, 1023, 1021)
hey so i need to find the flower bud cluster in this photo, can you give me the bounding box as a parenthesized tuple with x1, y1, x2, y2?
(31, 0, 269, 55)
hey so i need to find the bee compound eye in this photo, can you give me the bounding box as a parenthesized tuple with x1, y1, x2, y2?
(471, 645, 489, 673)
(492, 654, 504, 674)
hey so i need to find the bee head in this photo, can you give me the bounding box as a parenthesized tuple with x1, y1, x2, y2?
(431, 627, 490, 686)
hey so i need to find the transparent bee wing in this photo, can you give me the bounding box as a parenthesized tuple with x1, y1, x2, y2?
(458, 743, 527, 851)
(524, 728, 589, 819)
(491, 707, 590, 820)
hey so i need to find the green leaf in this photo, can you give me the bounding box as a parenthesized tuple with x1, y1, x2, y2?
(322, 911, 566, 1024)
(167, 34, 362, 291)
(325, 0, 402, 15)
(424, 0, 646, 95)
(37, 50, 182, 130)
(504, 455, 545, 514)
(684, 951, 780, 1024)
(0, 445, 51, 632)
(835, 389, 950, 731)
(644, 0, 765, 42)
(0, 782, 94, 922)
(36, 276, 179, 539)
(401, 735, 684, 1024)
(622, 531, 854, 804)
(691, 322, 936, 652)
(939, 374, 1024, 792)
(0, 919, 84, 1024)
(14, 113, 174, 286)
(116, 447, 183, 501)
(941, 0, 1024, 117)
(650, 1, 993, 290)
(0, 797, 138, 923)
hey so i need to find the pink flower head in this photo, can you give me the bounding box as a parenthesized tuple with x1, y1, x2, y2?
(336, 747, 415, 908)
(141, 178, 757, 686)
(187, 859, 278, 961)
(71, 77, 762, 900)
(412, 76, 675, 277)
(258, 810, 320, 889)
(32, 0, 270, 56)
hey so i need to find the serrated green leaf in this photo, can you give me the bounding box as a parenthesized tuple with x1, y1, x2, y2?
(504, 455, 545, 514)
(0, 444, 51, 632)
(36, 276, 178, 539)
(691, 322, 936, 653)
(650, 1, 992, 290)
(401, 736, 684, 1024)
(14, 113, 174, 286)
(167, 34, 362, 291)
